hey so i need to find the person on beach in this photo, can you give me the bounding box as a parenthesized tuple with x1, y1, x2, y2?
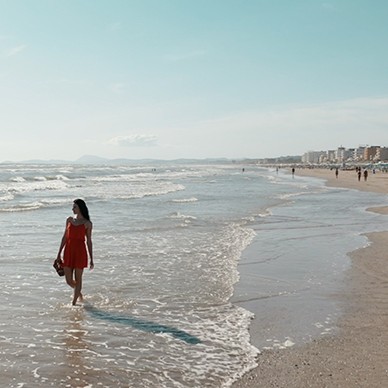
(364, 169, 368, 181)
(335, 168, 339, 179)
(56, 199, 94, 305)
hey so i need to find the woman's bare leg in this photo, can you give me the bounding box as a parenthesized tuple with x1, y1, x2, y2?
(72, 268, 84, 305)
(64, 267, 75, 288)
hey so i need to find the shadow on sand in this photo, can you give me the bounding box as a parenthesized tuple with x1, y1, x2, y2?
(84, 304, 201, 345)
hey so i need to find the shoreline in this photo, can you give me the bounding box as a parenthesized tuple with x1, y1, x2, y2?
(232, 167, 388, 387)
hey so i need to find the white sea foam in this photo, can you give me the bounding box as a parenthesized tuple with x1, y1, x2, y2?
(257, 209, 272, 218)
(32, 367, 40, 378)
(172, 197, 198, 203)
(0, 202, 43, 212)
(10, 176, 26, 182)
(0, 193, 14, 201)
(1, 179, 68, 194)
(55, 174, 70, 180)
(169, 212, 197, 220)
(283, 339, 295, 347)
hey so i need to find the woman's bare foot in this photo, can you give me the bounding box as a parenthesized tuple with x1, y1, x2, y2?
(72, 292, 83, 306)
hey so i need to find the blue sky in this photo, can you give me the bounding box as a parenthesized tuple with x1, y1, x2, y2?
(1, 0, 387, 161)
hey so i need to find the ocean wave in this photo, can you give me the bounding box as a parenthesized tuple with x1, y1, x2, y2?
(278, 189, 325, 200)
(87, 183, 186, 201)
(0, 193, 15, 202)
(55, 174, 70, 180)
(171, 197, 198, 203)
(256, 209, 273, 218)
(2, 179, 69, 194)
(0, 201, 44, 212)
(0, 198, 70, 212)
(169, 212, 197, 221)
(10, 176, 26, 182)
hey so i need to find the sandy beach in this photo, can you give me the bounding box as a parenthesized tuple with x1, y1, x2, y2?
(233, 168, 388, 388)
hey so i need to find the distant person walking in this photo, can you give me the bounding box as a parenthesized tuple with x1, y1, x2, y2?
(335, 168, 339, 179)
(364, 170, 368, 181)
(291, 167, 295, 178)
(57, 199, 94, 305)
(358, 170, 362, 181)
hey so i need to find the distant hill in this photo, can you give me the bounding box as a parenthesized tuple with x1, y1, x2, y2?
(74, 155, 232, 165)
(1, 155, 249, 165)
(75, 155, 110, 164)
(3, 159, 69, 164)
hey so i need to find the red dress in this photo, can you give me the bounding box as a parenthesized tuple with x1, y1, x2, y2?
(63, 222, 88, 269)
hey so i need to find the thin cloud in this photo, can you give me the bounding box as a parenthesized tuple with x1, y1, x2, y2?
(164, 50, 206, 62)
(321, 3, 338, 12)
(109, 82, 125, 93)
(5, 44, 27, 57)
(196, 96, 388, 156)
(108, 134, 158, 147)
(203, 97, 388, 132)
(108, 22, 122, 32)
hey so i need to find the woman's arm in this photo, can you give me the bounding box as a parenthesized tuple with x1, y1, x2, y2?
(86, 221, 94, 269)
(57, 217, 70, 260)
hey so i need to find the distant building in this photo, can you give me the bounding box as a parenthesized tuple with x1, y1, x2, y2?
(336, 147, 346, 162)
(354, 146, 366, 161)
(267, 144, 388, 166)
(302, 151, 326, 164)
(364, 146, 379, 161)
(346, 148, 355, 162)
(327, 150, 336, 162)
(376, 147, 388, 162)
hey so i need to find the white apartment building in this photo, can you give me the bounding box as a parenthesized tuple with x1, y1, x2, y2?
(302, 151, 326, 164)
(327, 150, 336, 162)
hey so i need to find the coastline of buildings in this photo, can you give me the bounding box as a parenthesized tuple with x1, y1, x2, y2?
(254, 145, 388, 168)
(301, 145, 388, 165)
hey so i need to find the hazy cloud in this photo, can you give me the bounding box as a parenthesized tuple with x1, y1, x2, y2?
(321, 3, 338, 12)
(108, 22, 122, 32)
(164, 50, 206, 62)
(109, 82, 125, 93)
(204, 97, 388, 132)
(5, 44, 27, 57)
(108, 134, 158, 147)
(196, 97, 388, 156)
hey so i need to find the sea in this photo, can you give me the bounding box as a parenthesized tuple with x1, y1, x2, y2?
(1, 161, 388, 387)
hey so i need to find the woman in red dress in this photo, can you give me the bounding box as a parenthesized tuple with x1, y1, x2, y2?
(57, 199, 94, 305)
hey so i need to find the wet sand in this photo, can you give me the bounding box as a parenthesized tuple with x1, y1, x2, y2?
(233, 168, 388, 388)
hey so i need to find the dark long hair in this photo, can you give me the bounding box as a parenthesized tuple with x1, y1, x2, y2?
(74, 198, 91, 221)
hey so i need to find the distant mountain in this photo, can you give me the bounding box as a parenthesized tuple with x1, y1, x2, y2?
(5, 159, 69, 165)
(1, 155, 242, 165)
(74, 155, 161, 165)
(75, 155, 110, 164)
(74, 155, 232, 165)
